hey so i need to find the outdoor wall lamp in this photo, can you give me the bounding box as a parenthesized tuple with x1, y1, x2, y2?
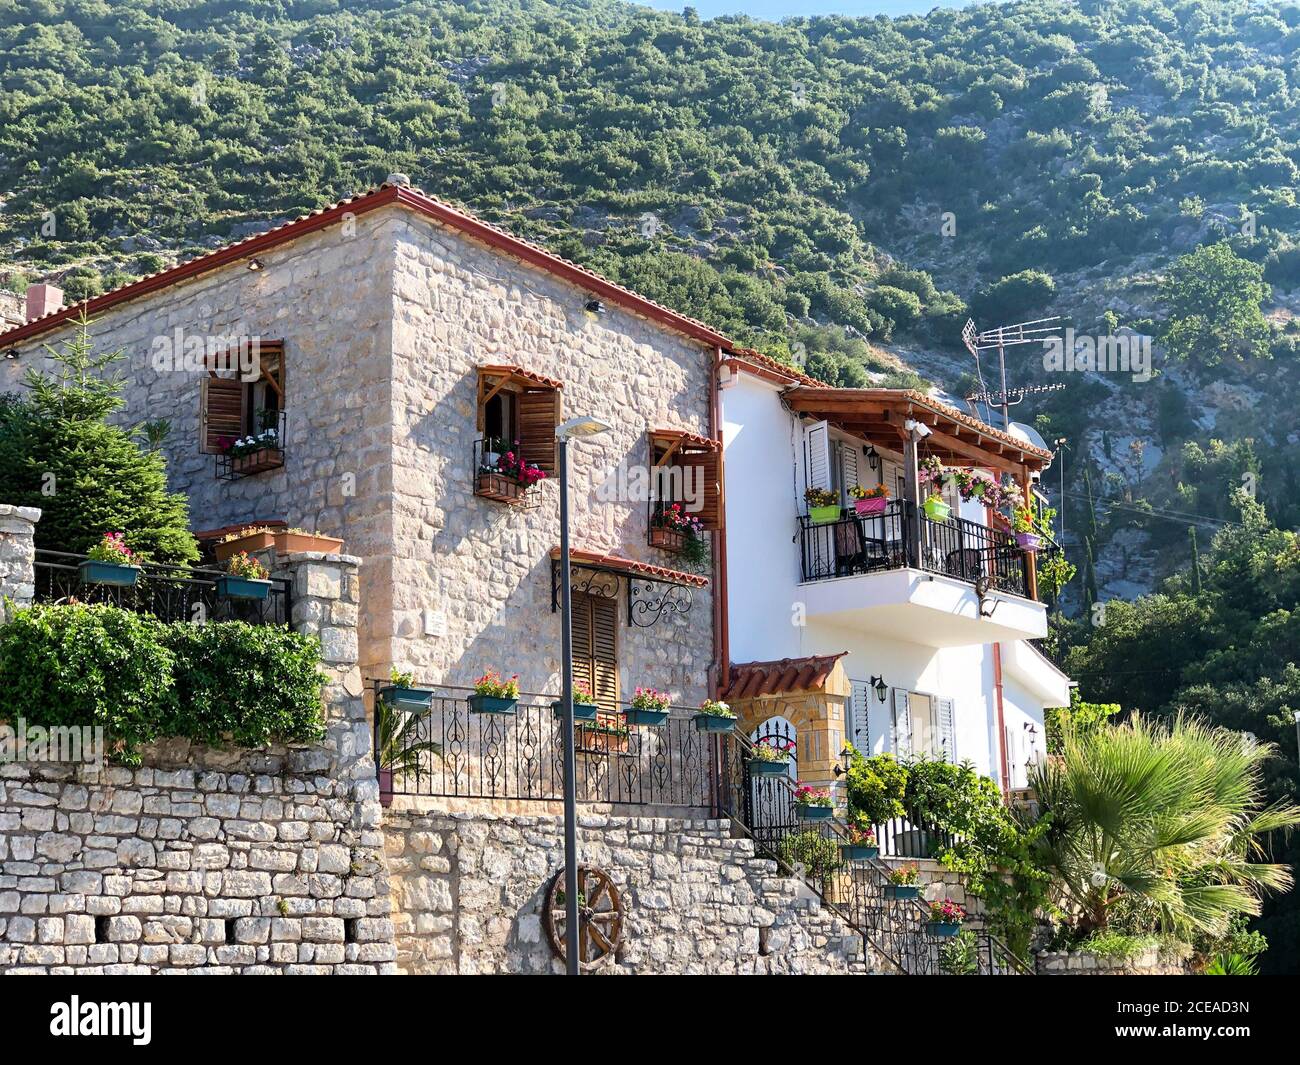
(2, 349, 17, 360)
(247, 258, 265, 271)
(870, 675, 888, 702)
(584, 299, 605, 317)
(864, 443, 879, 471)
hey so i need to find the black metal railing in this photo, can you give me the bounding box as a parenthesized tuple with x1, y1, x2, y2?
(33, 549, 292, 626)
(372, 683, 722, 810)
(472, 437, 542, 508)
(868, 811, 959, 859)
(216, 408, 286, 481)
(798, 499, 1032, 599)
(717, 731, 1032, 976)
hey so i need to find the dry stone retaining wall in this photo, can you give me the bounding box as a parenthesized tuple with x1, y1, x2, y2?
(384, 809, 881, 975)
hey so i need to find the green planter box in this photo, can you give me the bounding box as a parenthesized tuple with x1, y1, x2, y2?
(923, 497, 951, 521)
(749, 760, 790, 778)
(623, 707, 669, 727)
(927, 921, 962, 938)
(808, 505, 842, 525)
(693, 713, 735, 733)
(215, 575, 272, 601)
(841, 844, 879, 861)
(380, 686, 435, 711)
(78, 560, 141, 587)
(884, 884, 921, 900)
(552, 700, 599, 721)
(469, 694, 517, 715)
(794, 804, 834, 821)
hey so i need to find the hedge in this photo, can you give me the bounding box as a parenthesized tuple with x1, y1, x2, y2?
(0, 604, 327, 761)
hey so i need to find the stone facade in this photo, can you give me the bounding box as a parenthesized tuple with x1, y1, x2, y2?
(383, 809, 879, 975)
(0, 504, 39, 622)
(0, 195, 717, 714)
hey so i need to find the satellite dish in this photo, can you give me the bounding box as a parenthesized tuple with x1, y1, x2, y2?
(1007, 421, 1049, 452)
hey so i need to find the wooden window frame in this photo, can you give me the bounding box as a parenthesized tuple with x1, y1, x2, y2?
(200, 339, 285, 454)
(476, 366, 563, 476)
(649, 429, 722, 532)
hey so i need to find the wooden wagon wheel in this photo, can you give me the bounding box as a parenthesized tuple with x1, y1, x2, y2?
(543, 865, 625, 971)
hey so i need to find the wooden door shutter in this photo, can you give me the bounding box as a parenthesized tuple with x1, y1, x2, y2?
(571, 591, 619, 712)
(849, 679, 873, 754)
(201, 376, 245, 453)
(839, 442, 860, 503)
(518, 388, 561, 476)
(889, 687, 912, 758)
(934, 697, 956, 761)
(678, 448, 722, 531)
(804, 420, 831, 494)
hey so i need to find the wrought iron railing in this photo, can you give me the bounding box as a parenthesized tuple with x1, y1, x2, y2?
(32, 549, 292, 626)
(798, 499, 1032, 598)
(472, 437, 543, 508)
(717, 731, 1032, 976)
(372, 683, 719, 810)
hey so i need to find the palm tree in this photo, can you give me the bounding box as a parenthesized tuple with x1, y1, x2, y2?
(1028, 713, 1300, 941)
(374, 698, 442, 777)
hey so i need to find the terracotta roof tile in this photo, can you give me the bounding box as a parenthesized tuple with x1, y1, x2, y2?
(721, 653, 848, 700)
(550, 547, 709, 588)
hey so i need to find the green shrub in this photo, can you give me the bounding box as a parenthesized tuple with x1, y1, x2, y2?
(0, 604, 326, 759)
(843, 747, 908, 824)
(775, 829, 841, 883)
(0, 604, 174, 757)
(164, 622, 327, 747)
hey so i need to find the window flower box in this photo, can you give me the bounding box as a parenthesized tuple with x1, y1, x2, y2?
(885, 862, 921, 900)
(748, 740, 793, 777)
(850, 483, 889, 515)
(380, 671, 435, 712)
(648, 526, 685, 551)
(80, 532, 140, 587)
(926, 899, 966, 937)
(216, 575, 271, 600)
(552, 700, 600, 722)
(624, 686, 671, 727)
(793, 783, 834, 820)
(576, 719, 631, 756)
(215, 528, 344, 560)
(692, 699, 736, 733)
(475, 438, 545, 505)
(841, 821, 878, 860)
(804, 487, 841, 525)
(470, 669, 519, 715)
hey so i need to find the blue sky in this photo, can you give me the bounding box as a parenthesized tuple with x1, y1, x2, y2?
(636, 1, 978, 17)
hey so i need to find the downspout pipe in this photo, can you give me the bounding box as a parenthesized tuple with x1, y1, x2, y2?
(711, 345, 730, 697)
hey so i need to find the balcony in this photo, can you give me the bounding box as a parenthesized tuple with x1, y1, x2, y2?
(473, 437, 543, 508)
(796, 500, 1048, 646)
(216, 409, 286, 481)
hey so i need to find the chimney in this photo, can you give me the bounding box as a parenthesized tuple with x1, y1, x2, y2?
(26, 283, 64, 322)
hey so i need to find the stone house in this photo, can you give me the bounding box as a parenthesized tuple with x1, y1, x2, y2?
(0, 179, 728, 719)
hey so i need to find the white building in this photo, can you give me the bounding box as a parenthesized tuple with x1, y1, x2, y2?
(716, 351, 1071, 805)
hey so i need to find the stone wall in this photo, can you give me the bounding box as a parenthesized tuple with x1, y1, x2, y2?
(1035, 947, 1190, 975)
(0, 545, 395, 973)
(383, 809, 879, 975)
(0, 505, 38, 622)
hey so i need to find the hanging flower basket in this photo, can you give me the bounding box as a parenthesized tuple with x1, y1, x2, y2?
(1016, 531, 1041, 552)
(216, 575, 272, 601)
(380, 685, 435, 711)
(926, 900, 966, 937)
(792, 784, 834, 820)
(855, 496, 888, 516)
(471, 694, 518, 715)
(552, 700, 599, 722)
(469, 669, 519, 715)
(624, 686, 672, 726)
(692, 700, 736, 733)
(80, 533, 141, 587)
(623, 706, 669, 727)
(923, 496, 951, 522)
(885, 862, 921, 900)
(841, 843, 879, 861)
(750, 758, 790, 778)
(884, 884, 921, 900)
(808, 505, 841, 525)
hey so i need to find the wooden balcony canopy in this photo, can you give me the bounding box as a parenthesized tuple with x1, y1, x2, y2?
(781, 387, 1053, 478)
(549, 547, 709, 589)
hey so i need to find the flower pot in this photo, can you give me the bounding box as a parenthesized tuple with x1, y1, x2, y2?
(794, 804, 834, 821)
(78, 560, 141, 587)
(1015, 531, 1041, 552)
(927, 921, 962, 938)
(552, 700, 599, 721)
(232, 447, 284, 475)
(923, 497, 951, 522)
(576, 727, 631, 755)
(469, 694, 517, 715)
(378, 768, 394, 807)
(808, 505, 842, 525)
(893, 828, 934, 859)
(476, 470, 529, 504)
(214, 530, 278, 560)
(841, 844, 879, 861)
(275, 531, 344, 556)
(649, 526, 686, 551)
(884, 884, 920, 900)
(693, 712, 735, 733)
(623, 707, 670, 727)
(215, 575, 272, 601)
(855, 496, 888, 516)
(749, 759, 791, 778)
(380, 685, 435, 711)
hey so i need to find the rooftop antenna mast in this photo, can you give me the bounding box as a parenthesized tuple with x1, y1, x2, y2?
(961, 316, 1065, 429)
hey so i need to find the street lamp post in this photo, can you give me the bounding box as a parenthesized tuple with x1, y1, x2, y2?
(555, 415, 610, 975)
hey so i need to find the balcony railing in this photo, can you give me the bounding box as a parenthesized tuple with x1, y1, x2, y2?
(216, 408, 286, 481)
(798, 499, 1032, 599)
(372, 684, 720, 810)
(33, 549, 292, 626)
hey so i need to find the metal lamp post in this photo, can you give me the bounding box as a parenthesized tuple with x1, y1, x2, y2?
(555, 414, 610, 975)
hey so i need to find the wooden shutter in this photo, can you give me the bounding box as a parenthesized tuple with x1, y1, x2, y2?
(849, 679, 873, 754)
(201, 376, 245, 453)
(934, 697, 956, 761)
(678, 448, 722, 531)
(839, 442, 860, 504)
(890, 687, 912, 758)
(518, 388, 561, 475)
(571, 591, 619, 713)
(804, 420, 831, 494)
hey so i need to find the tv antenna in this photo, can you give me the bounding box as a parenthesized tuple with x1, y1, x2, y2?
(961, 316, 1065, 428)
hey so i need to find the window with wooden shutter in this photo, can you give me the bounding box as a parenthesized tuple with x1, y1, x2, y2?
(650, 430, 722, 533)
(201, 376, 245, 454)
(934, 697, 957, 761)
(200, 340, 285, 455)
(804, 420, 832, 494)
(571, 591, 619, 712)
(517, 387, 561, 476)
